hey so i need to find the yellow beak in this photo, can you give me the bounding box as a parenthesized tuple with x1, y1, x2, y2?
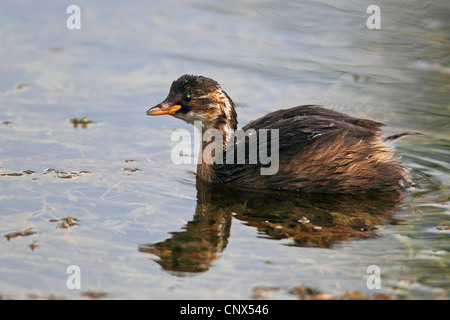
(146, 104, 181, 116)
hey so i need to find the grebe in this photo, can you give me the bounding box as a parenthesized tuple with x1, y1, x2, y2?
(146, 74, 411, 194)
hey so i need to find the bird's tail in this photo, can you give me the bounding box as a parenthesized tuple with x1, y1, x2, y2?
(384, 132, 422, 142)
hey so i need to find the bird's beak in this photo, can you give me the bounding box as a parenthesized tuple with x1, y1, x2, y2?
(146, 103, 181, 116)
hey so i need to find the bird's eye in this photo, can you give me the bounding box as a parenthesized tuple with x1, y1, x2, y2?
(183, 94, 192, 102)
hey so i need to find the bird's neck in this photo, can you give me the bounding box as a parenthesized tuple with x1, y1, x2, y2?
(197, 90, 237, 182)
(201, 88, 238, 151)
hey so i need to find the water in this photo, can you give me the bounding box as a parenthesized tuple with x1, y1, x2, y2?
(0, 0, 448, 299)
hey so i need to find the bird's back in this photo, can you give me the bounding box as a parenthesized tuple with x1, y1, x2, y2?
(212, 105, 409, 194)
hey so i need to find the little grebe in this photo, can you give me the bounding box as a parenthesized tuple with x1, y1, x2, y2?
(146, 74, 411, 194)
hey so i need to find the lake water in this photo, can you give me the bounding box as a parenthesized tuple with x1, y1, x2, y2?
(0, 0, 448, 299)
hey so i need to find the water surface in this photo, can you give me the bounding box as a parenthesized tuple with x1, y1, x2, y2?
(0, 0, 448, 299)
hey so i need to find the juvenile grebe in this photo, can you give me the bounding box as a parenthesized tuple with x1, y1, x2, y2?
(146, 74, 411, 194)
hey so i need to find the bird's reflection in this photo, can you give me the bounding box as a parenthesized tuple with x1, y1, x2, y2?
(138, 180, 403, 276)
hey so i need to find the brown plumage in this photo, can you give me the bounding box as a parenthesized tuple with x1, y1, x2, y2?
(147, 74, 412, 194)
